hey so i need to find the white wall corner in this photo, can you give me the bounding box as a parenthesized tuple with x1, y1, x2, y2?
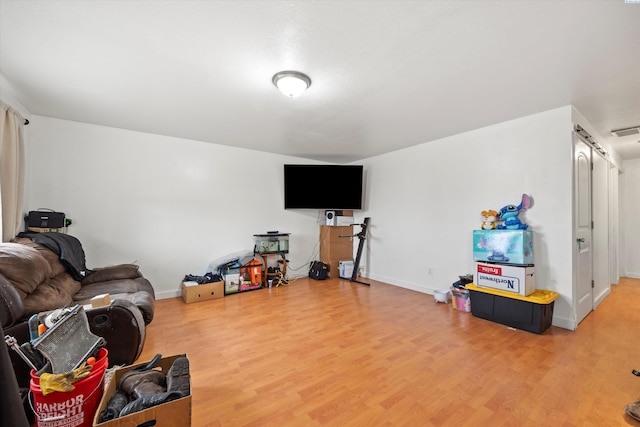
(0, 73, 30, 119)
(552, 315, 576, 331)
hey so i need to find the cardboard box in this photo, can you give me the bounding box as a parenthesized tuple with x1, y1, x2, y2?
(474, 262, 535, 296)
(181, 281, 224, 304)
(93, 354, 191, 426)
(320, 225, 353, 243)
(91, 294, 111, 308)
(472, 229, 534, 265)
(467, 284, 559, 334)
(320, 241, 353, 260)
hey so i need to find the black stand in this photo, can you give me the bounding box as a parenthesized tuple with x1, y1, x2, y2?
(350, 217, 370, 286)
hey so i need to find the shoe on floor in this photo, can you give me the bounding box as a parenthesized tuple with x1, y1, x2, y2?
(98, 390, 128, 422)
(119, 391, 184, 417)
(118, 370, 167, 399)
(625, 398, 640, 422)
(167, 357, 190, 396)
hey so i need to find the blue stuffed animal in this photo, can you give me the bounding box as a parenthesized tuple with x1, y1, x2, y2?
(497, 194, 531, 230)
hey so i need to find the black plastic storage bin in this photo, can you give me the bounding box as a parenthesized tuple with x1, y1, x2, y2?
(466, 283, 559, 334)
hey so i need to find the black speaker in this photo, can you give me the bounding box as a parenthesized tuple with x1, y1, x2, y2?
(26, 210, 65, 228)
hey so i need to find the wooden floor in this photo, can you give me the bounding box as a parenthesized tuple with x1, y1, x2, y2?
(138, 277, 640, 426)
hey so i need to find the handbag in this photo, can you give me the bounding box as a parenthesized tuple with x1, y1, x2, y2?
(309, 261, 328, 280)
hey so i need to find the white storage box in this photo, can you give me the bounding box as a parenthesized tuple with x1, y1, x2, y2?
(474, 262, 535, 296)
(339, 260, 354, 279)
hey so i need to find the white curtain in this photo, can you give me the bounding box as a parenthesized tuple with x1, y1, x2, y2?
(0, 101, 25, 242)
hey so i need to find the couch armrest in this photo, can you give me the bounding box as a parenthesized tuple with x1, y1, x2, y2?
(81, 264, 140, 286)
(0, 274, 25, 328)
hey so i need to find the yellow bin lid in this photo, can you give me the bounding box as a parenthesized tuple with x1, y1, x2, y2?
(466, 283, 559, 304)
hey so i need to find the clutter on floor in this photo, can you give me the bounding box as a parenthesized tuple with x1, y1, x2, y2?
(5, 304, 192, 426)
(468, 194, 561, 334)
(94, 354, 192, 426)
(450, 274, 473, 312)
(5, 304, 108, 427)
(433, 288, 451, 304)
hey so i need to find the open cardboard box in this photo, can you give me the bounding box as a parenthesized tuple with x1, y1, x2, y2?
(181, 280, 224, 304)
(93, 354, 191, 426)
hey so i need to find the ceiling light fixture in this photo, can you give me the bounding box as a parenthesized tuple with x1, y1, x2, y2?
(272, 71, 311, 97)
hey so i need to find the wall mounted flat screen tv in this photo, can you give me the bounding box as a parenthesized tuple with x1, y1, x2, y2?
(284, 164, 363, 209)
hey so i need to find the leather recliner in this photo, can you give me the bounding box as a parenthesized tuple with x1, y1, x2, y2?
(0, 236, 155, 391)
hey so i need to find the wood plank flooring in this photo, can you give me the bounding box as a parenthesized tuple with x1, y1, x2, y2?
(137, 277, 640, 426)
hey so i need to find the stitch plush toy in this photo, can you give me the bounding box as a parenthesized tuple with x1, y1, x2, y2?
(480, 210, 499, 229)
(497, 194, 532, 230)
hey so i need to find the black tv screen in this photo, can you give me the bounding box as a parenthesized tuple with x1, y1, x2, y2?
(284, 164, 363, 209)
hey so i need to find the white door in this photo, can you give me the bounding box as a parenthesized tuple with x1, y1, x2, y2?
(575, 136, 593, 325)
(592, 151, 609, 307)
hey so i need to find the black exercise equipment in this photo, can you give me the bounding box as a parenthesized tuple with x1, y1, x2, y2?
(350, 217, 370, 286)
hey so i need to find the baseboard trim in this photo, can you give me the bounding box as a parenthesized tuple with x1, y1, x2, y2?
(552, 316, 576, 331)
(594, 287, 611, 309)
(156, 289, 180, 300)
(367, 273, 433, 294)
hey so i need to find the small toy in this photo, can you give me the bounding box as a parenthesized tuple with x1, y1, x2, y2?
(480, 210, 499, 230)
(497, 194, 532, 230)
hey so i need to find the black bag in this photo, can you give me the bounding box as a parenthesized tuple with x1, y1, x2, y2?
(309, 261, 328, 280)
(26, 210, 65, 228)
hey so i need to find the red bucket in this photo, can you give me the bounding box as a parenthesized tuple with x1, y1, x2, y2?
(30, 349, 108, 427)
(30, 347, 109, 385)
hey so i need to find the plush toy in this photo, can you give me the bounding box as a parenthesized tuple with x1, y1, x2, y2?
(480, 210, 499, 230)
(497, 194, 532, 230)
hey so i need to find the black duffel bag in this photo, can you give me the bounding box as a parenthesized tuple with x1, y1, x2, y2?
(309, 261, 329, 280)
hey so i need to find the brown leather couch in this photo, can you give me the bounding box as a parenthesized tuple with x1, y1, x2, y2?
(0, 235, 155, 392)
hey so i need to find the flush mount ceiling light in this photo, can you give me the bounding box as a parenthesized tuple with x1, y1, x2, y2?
(272, 71, 311, 97)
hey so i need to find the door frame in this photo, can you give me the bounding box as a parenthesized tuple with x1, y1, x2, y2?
(573, 132, 594, 327)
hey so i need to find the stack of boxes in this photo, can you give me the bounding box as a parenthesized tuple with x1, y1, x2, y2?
(469, 229, 559, 334)
(319, 225, 353, 278)
(472, 229, 535, 296)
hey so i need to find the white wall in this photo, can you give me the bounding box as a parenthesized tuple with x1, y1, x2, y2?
(0, 74, 30, 120)
(22, 106, 611, 330)
(620, 158, 640, 278)
(359, 107, 576, 328)
(26, 117, 327, 298)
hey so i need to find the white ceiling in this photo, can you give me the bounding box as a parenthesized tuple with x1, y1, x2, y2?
(1, 0, 639, 163)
